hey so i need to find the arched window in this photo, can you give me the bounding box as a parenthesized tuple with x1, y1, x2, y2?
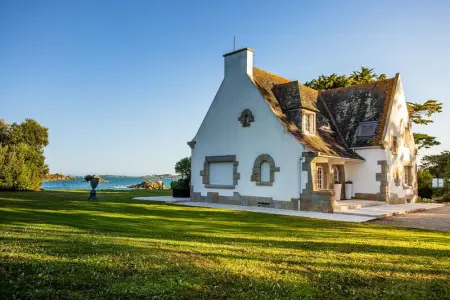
(260, 161, 270, 182)
(333, 166, 340, 183)
(317, 166, 323, 190)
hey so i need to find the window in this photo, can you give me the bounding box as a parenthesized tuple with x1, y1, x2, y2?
(209, 162, 233, 186)
(333, 166, 340, 183)
(302, 112, 315, 134)
(391, 136, 398, 155)
(201, 155, 239, 189)
(404, 166, 412, 186)
(404, 126, 411, 146)
(316, 166, 323, 190)
(357, 121, 378, 137)
(260, 161, 270, 182)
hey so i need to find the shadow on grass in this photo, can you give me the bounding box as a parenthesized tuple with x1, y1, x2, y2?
(1, 191, 450, 299)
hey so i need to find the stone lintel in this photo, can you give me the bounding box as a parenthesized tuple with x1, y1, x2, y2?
(302, 152, 319, 159)
(256, 181, 273, 186)
(205, 184, 235, 189)
(205, 155, 236, 163)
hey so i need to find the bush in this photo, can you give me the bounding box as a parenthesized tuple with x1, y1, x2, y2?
(433, 187, 445, 197)
(417, 197, 433, 203)
(417, 169, 433, 198)
(171, 178, 190, 190)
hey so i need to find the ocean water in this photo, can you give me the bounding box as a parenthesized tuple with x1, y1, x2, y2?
(41, 176, 175, 190)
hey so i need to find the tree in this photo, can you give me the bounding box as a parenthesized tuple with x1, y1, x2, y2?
(175, 157, 191, 181)
(0, 119, 49, 191)
(407, 100, 443, 149)
(420, 150, 450, 185)
(304, 67, 443, 150)
(412, 133, 441, 150)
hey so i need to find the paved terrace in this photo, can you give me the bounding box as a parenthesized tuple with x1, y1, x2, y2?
(132, 196, 444, 223)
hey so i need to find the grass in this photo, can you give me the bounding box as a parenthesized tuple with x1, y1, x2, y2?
(0, 190, 449, 300)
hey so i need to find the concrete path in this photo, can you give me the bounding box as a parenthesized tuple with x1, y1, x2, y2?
(131, 196, 445, 224)
(132, 196, 190, 203)
(334, 203, 444, 218)
(370, 203, 450, 232)
(176, 202, 375, 222)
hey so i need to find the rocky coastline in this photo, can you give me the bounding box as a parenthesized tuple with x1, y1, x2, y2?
(128, 180, 163, 190)
(44, 173, 77, 181)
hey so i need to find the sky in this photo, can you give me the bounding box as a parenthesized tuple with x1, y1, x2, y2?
(1, 0, 449, 176)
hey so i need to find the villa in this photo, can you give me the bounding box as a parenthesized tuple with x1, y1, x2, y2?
(187, 48, 418, 213)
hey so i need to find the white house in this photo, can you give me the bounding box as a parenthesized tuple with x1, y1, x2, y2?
(188, 48, 417, 213)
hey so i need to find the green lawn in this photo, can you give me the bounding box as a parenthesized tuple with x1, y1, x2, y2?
(0, 190, 449, 300)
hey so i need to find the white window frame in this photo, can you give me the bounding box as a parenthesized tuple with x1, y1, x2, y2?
(302, 111, 316, 134)
(317, 166, 323, 190)
(333, 166, 340, 183)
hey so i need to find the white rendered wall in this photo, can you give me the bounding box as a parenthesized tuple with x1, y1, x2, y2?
(191, 50, 307, 201)
(345, 148, 385, 195)
(382, 77, 417, 198)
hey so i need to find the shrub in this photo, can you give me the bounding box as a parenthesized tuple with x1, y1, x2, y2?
(171, 178, 190, 190)
(417, 169, 433, 198)
(417, 197, 433, 203)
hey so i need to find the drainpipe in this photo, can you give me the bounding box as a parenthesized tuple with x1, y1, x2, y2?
(299, 157, 304, 211)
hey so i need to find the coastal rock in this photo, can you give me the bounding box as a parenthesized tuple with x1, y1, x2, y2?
(84, 175, 109, 183)
(98, 177, 109, 183)
(44, 173, 77, 181)
(129, 180, 163, 190)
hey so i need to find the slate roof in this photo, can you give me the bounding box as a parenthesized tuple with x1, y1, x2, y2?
(317, 76, 398, 148)
(252, 67, 398, 159)
(252, 67, 362, 159)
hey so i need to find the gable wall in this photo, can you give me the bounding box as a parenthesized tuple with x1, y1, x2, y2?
(382, 77, 417, 202)
(191, 73, 306, 201)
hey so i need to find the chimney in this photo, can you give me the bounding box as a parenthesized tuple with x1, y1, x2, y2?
(223, 48, 254, 78)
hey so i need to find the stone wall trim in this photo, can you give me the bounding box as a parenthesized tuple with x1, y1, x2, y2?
(200, 155, 240, 188)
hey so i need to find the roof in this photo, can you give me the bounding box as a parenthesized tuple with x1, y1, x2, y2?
(252, 67, 363, 159)
(317, 75, 398, 148)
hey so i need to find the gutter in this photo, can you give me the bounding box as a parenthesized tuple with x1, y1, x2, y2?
(317, 153, 365, 162)
(350, 146, 382, 150)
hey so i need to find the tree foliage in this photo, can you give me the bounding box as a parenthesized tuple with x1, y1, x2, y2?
(304, 67, 443, 150)
(420, 151, 450, 179)
(175, 157, 191, 181)
(0, 119, 49, 190)
(413, 133, 441, 150)
(304, 67, 386, 91)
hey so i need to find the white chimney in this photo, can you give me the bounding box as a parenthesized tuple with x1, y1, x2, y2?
(223, 48, 254, 79)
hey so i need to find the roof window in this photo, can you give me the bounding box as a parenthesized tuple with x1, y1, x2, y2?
(357, 121, 378, 137)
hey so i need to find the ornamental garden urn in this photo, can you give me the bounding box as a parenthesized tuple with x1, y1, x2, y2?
(85, 175, 100, 200)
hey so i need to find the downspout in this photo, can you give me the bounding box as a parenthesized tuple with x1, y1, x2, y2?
(299, 157, 304, 211)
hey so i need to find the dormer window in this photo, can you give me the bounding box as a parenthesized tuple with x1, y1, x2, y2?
(302, 111, 316, 134)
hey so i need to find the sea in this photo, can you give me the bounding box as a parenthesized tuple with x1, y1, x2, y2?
(41, 176, 175, 191)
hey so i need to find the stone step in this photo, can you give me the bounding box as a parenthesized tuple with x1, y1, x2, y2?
(334, 204, 363, 211)
(334, 204, 444, 218)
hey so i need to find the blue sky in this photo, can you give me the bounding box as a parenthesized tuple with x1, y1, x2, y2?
(1, 0, 449, 175)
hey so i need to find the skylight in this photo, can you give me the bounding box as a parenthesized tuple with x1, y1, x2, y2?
(357, 121, 378, 137)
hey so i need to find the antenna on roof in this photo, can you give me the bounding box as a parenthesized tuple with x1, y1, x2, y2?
(233, 36, 236, 51)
